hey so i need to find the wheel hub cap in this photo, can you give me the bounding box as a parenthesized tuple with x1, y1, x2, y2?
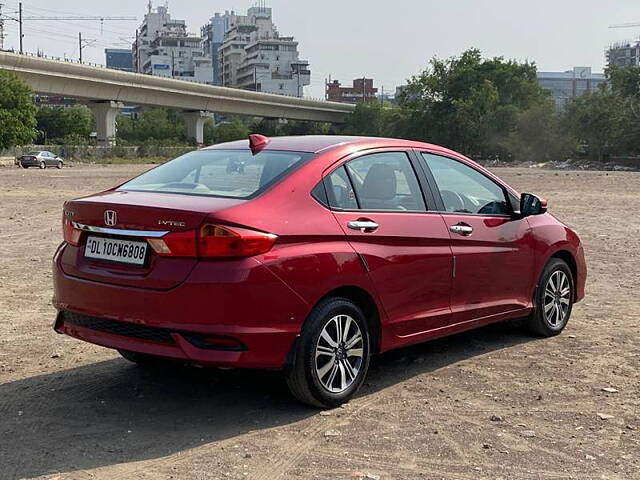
(543, 270, 571, 328)
(315, 314, 364, 393)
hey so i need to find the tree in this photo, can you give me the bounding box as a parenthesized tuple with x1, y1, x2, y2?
(213, 119, 250, 143)
(117, 108, 187, 144)
(278, 120, 331, 136)
(340, 102, 409, 138)
(250, 118, 279, 137)
(503, 100, 575, 163)
(564, 90, 625, 162)
(398, 49, 548, 157)
(0, 71, 37, 150)
(36, 105, 93, 143)
(607, 66, 640, 98)
(342, 102, 386, 136)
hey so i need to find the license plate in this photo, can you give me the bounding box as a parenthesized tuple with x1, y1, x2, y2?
(84, 236, 148, 266)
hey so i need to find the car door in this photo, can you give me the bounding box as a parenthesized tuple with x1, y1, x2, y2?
(44, 152, 54, 166)
(324, 149, 453, 340)
(418, 152, 536, 323)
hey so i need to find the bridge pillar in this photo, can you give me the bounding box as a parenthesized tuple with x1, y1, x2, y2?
(183, 111, 208, 145)
(89, 101, 123, 147)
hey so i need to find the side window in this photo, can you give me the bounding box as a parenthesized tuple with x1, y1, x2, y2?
(344, 152, 426, 211)
(326, 167, 358, 209)
(311, 181, 328, 206)
(422, 153, 510, 215)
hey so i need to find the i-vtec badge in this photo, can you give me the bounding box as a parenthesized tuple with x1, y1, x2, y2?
(158, 220, 186, 227)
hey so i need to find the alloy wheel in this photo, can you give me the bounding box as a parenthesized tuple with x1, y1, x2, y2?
(315, 314, 364, 393)
(543, 270, 571, 328)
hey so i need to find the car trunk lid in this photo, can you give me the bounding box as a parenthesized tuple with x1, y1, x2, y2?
(60, 190, 246, 290)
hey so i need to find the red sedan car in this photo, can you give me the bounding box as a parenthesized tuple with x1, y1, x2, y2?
(53, 135, 586, 407)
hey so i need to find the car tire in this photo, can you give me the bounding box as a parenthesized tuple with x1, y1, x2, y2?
(39, 161, 46, 169)
(526, 258, 574, 337)
(56, 161, 63, 169)
(285, 297, 371, 408)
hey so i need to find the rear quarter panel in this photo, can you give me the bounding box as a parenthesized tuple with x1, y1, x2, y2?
(208, 146, 389, 338)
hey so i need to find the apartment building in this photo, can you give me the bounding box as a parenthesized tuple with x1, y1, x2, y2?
(213, 6, 310, 97)
(133, 3, 213, 84)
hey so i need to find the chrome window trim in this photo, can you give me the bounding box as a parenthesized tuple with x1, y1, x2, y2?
(72, 222, 169, 238)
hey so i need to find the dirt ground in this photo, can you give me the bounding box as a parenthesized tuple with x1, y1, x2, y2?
(0, 164, 638, 480)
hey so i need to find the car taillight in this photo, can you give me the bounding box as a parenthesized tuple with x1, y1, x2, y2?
(147, 230, 198, 257)
(62, 218, 82, 246)
(147, 225, 277, 258)
(199, 224, 277, 257)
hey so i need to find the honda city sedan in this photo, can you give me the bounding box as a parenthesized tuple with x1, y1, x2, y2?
(52, 135, 586, 407)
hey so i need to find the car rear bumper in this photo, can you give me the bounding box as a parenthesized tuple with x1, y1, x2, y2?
(52, 244, 309, 369)
(20, 159, 40, 167)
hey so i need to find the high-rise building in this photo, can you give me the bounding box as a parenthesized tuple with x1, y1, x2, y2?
(201, 11, 236, 85)
(536, 67, 606, 109)
(607, 41, 640, 68)
(133, 3, 213, 84)
(105, 49, 133, 72)
(326, 78, 378, 104)
(206, 5, 310, 97)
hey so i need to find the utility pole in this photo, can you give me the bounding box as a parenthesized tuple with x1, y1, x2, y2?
(381, 85, 384, 107)
(0, 3, 5, 51)
(254, 65, 258, 91)
(135, 28, 139, 72)
(362, 76, 366, 104)
(19, 2, 23, 54)
(171, 50, 175, 78)
(78, 32, 82, 62)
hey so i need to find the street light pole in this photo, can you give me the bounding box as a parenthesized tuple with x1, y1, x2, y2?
(19, 2, 23, 54)
(78, 32, 82, 63)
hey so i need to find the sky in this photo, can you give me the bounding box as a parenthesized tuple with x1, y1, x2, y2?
(1, 0, 640, 99)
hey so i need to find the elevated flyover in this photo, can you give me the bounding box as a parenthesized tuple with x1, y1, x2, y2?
(0, 51, 354, 145)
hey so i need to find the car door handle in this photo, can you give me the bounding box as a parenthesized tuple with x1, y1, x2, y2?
(347, 220, 379, 232)
(449, 224, 473, 236)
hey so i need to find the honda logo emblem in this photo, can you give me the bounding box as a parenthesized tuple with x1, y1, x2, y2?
(104, 210, 117, 227)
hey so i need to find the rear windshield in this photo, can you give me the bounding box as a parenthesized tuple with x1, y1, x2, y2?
(119, 149, 311, 198)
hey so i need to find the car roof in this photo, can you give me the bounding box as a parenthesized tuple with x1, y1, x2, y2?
(203, 135, 456, 155)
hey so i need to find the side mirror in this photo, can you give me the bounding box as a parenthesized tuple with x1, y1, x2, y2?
(520, 193, 547, 217)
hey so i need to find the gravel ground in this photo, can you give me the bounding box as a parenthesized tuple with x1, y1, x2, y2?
(0, 164, 638, 480)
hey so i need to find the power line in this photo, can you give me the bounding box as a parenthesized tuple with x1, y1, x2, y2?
(21, 15, 136, 35)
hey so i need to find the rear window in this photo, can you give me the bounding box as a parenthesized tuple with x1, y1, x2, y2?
(119, 149, 311, 198)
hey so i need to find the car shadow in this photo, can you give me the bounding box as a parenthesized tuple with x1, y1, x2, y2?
(0, 320, 535, 479)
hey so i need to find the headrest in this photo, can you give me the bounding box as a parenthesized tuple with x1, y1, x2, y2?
(361, 163, 397, 200)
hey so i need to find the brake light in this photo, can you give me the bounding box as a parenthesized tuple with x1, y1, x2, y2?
(199, 224, 277, 257)
(62, 218, 82, 246)
(147, 225, 277, 258)
(148, 230, 197, 257)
